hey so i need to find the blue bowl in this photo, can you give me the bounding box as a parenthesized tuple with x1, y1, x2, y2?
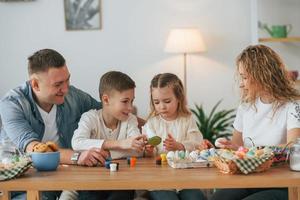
(31, 151, 60, 171)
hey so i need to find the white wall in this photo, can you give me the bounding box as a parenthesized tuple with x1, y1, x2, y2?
(0, 0, 298, 118)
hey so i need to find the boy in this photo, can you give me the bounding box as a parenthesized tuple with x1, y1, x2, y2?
(60, 71, 145, 200)
(71, 70, 145, 159)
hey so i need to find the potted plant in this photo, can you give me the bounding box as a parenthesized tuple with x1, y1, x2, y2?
(191, 100, 236, 145)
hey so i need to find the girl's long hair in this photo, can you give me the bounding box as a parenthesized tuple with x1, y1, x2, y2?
(236, 44, 300, 110)
(148, 73, 191, 118)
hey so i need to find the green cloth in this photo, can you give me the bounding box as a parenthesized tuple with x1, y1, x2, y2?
(0, 158, 32, 181)
(233, 155, 273, 174)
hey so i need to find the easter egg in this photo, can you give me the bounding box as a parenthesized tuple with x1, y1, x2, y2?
(178, 150, 185, 159)
(148, 136, 162, 146)
(167, 151, 175, 160)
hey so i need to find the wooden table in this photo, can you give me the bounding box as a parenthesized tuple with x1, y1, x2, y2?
(0, 158, 300, 200)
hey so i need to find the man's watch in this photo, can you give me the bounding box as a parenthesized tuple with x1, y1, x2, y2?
(71, 152, 81, 165)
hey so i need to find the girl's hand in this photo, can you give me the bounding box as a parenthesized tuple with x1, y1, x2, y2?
(198, 139, 214, 150)
(163, 133, 185, 151)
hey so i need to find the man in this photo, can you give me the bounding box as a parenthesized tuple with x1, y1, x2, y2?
(0, 49, 109, 199)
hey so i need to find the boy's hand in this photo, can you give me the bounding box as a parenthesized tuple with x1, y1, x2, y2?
(163, 133, 184, 151)
(77, 147, 109, 167)
(144, 144, 155, 155)
(142, 135, 154, 157)
(121, 135, 146, 152)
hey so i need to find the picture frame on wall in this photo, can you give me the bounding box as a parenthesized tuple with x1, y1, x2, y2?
(64, 0, 101, 31)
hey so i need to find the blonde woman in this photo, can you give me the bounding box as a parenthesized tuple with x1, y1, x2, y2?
(211, 45, 300, 200)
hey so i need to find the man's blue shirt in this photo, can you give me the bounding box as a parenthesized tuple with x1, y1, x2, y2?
(0, 81, 101, 151)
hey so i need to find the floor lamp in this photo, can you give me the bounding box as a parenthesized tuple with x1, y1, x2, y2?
(164, 28, 206, 94)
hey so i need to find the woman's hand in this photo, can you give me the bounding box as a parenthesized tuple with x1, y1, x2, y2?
(215, 137, 239, 150)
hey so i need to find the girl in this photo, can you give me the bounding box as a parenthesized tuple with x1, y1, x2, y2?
(143, 73, 207, 200)
(210, 44, 300, 200)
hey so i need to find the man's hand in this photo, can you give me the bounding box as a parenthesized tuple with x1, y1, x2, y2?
(77, 148, 109, 167)
(26, 141, 41, 152)
(163, 133, 184, 151)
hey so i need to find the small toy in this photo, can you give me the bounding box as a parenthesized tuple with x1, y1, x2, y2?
(160, 153, 167, 162)
(255, 149, 264, 157)
(178, 151, 185, 159)
(235, 151, 246, 159)
(142, 126, 162, 146)
(127, 157, 131, 165)
(148, 136, 162, 146)
(110, 163, 117, 172)
(105, 160, 111, 169)
(246, 150, 255, 158)
(166, 151, 175, 160)
(156, 156, 162, 165)
(130, 157, 137, 167)
(238, 146, 249, 153)
(111, 162, 119, 170)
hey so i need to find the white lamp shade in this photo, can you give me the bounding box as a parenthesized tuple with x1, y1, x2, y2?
(164, 28, 206, 53)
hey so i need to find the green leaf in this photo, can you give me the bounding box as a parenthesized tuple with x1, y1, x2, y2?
(192, 101, 236, 144)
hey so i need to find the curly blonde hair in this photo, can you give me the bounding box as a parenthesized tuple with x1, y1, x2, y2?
(236, 44, 300, 110)
(148, 73, 190, 118)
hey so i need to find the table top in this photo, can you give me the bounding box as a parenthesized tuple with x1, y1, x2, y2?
(1, 158, 300, 191)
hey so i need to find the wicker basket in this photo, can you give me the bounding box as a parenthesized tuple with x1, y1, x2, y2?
(213, 156, 273, 174)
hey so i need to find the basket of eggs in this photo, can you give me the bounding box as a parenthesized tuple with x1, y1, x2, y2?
(213, 146, 274, 174)
(0, 140, 32, 181)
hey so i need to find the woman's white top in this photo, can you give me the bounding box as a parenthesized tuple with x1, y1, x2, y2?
(143, 114, 203, 154)
(233, 98, 300, 146)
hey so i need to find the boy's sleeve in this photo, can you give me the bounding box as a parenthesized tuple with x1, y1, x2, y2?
(109, 114, 142, 159)
(0, 99, 40, 152)
(181, 116, 203, 151)
(71, 110, 104, 151)
(126, 114, 141, 138)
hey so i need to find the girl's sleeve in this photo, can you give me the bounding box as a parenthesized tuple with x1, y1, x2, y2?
(181, 116, 203, 151)
(233, 104, 243, 132)
(287, 101, 300, 130)
(71, 110, 104, 151)
(142, 118, 157, 136)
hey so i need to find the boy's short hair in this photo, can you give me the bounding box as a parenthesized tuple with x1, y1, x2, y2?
(28, 49, 65, 75)
(99, 71, 135, 99)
